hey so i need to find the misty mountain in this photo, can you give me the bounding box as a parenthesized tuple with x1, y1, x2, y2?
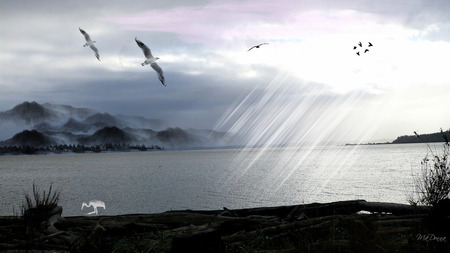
(153, 127, 201, 148)
(0, 130, 56, 147)
(43, 131, 85, 144)
(0, 101, 100, 126)
(58, 118, 92, 133)
(0, 101, 60, 125)
(0, 101, 228, 149)
(42, 103, 97, 120)
(0, 101, 166, 134)
(186, 128, 227, 139)
(78, 126, 136, 145)
(123, 127, 157, 142)
(82, 113, 125, 129)
(0, 126, 226, 148)
(34, 121, 58, 132)
(115, 114, 165, 130)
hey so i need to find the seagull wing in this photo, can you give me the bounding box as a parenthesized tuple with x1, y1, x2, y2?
(90, 45, 100, 61)
(247, 46, 257, 51)
(135, 37, 153, 59)
(79, 28, 92, 42)
(150, 62, 165, 86)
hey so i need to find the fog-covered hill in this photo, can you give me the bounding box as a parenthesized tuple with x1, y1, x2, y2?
(0, 101, 228, 148)
(0, 130, 57, 147)
(0, 101, 61, 125)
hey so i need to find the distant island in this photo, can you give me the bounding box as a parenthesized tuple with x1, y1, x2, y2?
(346, 129, 450, 146)
(0, 101, 233, 155)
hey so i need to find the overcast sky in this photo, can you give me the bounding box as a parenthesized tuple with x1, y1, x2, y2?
(1, 0, 449, 143)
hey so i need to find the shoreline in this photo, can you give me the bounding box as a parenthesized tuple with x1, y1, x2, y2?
(1, 200, 448, 252)
(345, 141, 448, 146)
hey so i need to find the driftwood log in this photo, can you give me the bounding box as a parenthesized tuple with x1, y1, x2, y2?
(0, 200, 446, 253)
(171, 200, 431, 218)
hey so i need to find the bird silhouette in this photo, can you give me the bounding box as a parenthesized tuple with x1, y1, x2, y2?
(358, 41, 362, 47)
(353, 46, 357, 50)
(248, 43, 269, 51)
(368, 42, 373, 47)
(356, 52, 360, 56)
(364, 49, 369, 53)
(79, 28, 100, 61)
(135, 37, 165, 86)
(81, 200, 105, 215)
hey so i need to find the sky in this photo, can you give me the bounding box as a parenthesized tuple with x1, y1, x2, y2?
(1, 0, 450, 143)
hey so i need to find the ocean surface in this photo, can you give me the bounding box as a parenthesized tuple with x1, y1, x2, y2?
(0, 143, 444, 216)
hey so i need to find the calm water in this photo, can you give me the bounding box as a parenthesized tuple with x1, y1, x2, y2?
(0, 143, 441, 216)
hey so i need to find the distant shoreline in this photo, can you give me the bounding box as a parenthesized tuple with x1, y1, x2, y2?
(345, 142, 392, 146)
(0, 144, 163, 156)
(346, 129, 449, 146)
(345, 141, 448, 146)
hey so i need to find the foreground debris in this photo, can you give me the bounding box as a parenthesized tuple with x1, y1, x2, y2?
(1, 200, 449, 252)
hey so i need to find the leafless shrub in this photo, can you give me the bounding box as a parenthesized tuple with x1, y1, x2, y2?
(21, 183, 61, 234)
(409, 129, 450, 206)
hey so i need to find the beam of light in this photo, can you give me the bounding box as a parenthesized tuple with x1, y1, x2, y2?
(214, 71, 391, 204)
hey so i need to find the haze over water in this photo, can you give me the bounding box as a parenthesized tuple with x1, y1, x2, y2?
(0, 143, 435, 216)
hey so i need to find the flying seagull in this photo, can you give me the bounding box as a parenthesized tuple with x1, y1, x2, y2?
(135, 37, 165, 86)
(79, 28, 100, 61)
(248, 43, 269, 51)
(356, 52, 360, 56)
(353, 46, 357, 50)
(364, 49, 369, 53)
(358, 41, 362, 47)
(368, 42, 373, 47)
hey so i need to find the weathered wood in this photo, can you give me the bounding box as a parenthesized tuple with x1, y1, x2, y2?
(359, 201, 430, 215)
(170, 200, 430, 218)
(1, 200, 445, 252)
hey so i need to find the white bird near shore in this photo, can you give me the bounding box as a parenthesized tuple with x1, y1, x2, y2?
(79, 28, 100, 61)
(135, 37, 165, 86)
(81, 200, 105, 215)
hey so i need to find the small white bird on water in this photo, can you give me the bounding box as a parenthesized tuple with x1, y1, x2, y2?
(79, 27, 100, 61)
(135, 37, 165, 86)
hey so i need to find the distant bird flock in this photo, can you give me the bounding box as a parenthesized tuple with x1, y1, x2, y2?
(79, 27, 375, 85)
(353, 41, 373, 56)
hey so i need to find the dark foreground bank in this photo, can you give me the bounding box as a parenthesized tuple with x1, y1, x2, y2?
(1, 200, 449, 253)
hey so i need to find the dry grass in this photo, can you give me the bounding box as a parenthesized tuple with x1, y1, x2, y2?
(21, 183, 61, 236)
(410, 129, 450, 206)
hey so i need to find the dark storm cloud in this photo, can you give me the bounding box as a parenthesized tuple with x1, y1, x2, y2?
(17, 64, 273, 129)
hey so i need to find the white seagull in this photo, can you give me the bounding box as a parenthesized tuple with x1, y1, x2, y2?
(79, 28, 100, 61)
(135, 37, 165, 86)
